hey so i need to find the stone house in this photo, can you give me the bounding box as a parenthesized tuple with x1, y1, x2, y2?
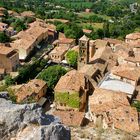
(0, 44, 19, 74)
(54, 70, 91, 111)
(10, 23, 48, 61)
(49, 46, 69, 63)
(111, 65, 140, 86)
(125, 32, 140, 47)
(15, 79, 47, 103)
(89, 88, 139, 133)
(52, 38, 75, 48)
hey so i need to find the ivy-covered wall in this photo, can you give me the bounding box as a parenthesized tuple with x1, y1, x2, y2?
(55, 92, 80, 108)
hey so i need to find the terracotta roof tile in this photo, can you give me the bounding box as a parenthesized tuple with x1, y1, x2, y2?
(53, 110, 84, 126)
(89, 88, 129, 113)
(55, 70, 85, 93)
(0, 44, 15, 55)
(89, 88, 139, 132)
(126, 32, 140, 40)
(49, 46, 69, 56)
(59, 38, 75, 44)
(83, 29, 92, 34)
(15, 79, 47, 102)
(104, 38, 123, 45)
(111, 65, 140, 81)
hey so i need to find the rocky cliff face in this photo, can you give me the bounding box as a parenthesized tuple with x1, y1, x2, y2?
(0, 98, 70, 140)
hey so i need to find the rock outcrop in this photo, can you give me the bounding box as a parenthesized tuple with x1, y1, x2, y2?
(0, 98, 70, 140)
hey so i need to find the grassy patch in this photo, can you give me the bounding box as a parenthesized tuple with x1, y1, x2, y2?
(55, 92, 79, 108)
(81, 22, 103, 30)
(78, 12, 111, 20)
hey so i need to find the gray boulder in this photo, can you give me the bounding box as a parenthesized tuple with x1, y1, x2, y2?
(0, 98, 70, 140)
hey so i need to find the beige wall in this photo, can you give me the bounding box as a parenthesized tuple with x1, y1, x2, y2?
(89, 46, 96, 60)
(36, 85, 47, 100)
(18, 47, 28, 60)
(16, 31, 48, 60)
(0, 51, 19, 73)
(49, 53, 64, 63)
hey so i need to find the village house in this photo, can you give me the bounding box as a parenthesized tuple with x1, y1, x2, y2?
(83, 29, 92, 35)
(29, 20, 58, 41)
(49, 45, 69, 63)
(15, 79, 47, 103)
(124, 55, 140, 67)
(111, 65, 140, 87)
(0, 44, 19, 77)
(10, 22, 48, 60)
(54, 70, 91, 111)
(103, 38, 123, 51)
(98, 63, 140, 96)
(89, 88, 139, 133)
(125, 32, 140, 47)
(52, 38, 75, 48)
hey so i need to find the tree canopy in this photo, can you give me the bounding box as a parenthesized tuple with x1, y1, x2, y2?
(38, 65, 67, 89)
(66, 50, 78, 68)
(0, 32, 10, 43)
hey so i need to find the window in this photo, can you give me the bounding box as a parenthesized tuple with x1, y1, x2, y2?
(82, 50, 85, 53)
(131, 118, 134, 122)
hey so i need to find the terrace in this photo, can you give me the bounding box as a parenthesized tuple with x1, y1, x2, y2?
(98, 73, 135, 96)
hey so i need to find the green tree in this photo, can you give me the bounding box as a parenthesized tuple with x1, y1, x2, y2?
(4, 75, 14, 86)
(103, 22, 110, 37)
(38, 65, 67, 89)
(64, 23, 83, 39)
(11, 18, 27, 32)
(56, 23, 66, 32)
(0, 32, 10, 43)
(66, 50, 78, 68)
(97, 28, 104, 39)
